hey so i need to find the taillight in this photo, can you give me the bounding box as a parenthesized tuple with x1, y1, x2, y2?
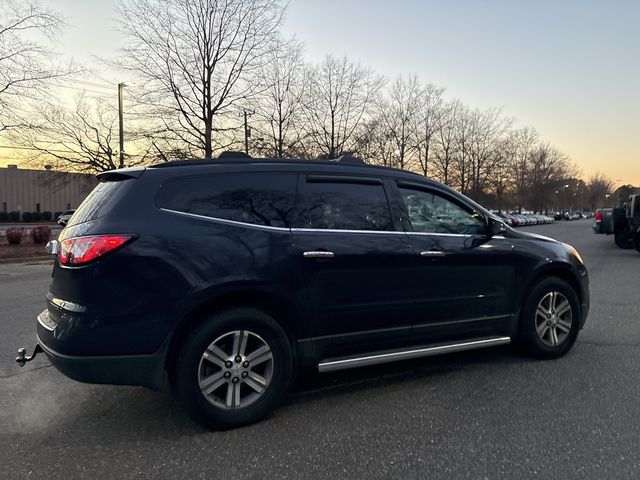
(58, 235, 134, 266)
(595, 211, 603, 222)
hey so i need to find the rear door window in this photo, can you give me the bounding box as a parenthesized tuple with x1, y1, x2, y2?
(293, 175, 394, 231)
(156, 173, 297, 228)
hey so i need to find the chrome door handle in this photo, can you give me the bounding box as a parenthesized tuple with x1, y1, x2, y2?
(303, 251, 335, 259)
(420, 250, 446, 257)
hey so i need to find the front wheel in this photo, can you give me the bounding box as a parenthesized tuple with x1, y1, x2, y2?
(518, 278, 580, 359)
(634, 232, 640, 253)
(172, 308, 293, 430)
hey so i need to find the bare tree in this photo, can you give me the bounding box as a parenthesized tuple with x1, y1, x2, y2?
(250, 37, 306, 158)
(412, 83, 445, 176)
(114, 0, 285, 159)
(0, 0, 72, 132)
(585, 173, 615, 210)
(377, 75, 422, 169)
(528, 144, 579, 212)
(16, 94, 148, 172)
(510, 127, 539, 211)
(302, 55, 385, 158)
(431, 99, 461, 185)
(353, 116, 395, 167)
(467, 108, 512, 200)
(451, 103, 474, 194)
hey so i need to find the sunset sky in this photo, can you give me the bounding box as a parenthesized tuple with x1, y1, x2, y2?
(3, 0, 639, 184)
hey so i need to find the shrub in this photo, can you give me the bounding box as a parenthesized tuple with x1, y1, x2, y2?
(6, 227, 24, 245)
(9, 211, 20, 222)
(33, 211, 42, 222)
(21, 211, 33, 222)
(31, 225, 52, 244)
(42, 211, 53, 221)
(0, 212, 8, 222)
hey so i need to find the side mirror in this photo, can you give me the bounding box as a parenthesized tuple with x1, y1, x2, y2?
(488, 217, 507, 237)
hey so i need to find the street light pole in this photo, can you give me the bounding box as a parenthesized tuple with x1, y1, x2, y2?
(118, 83, 125, 167)
(615, 179, 622, 207)
(243, 110, 254, 155)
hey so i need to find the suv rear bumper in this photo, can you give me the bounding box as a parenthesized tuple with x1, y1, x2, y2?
(36, 313, 167, 391)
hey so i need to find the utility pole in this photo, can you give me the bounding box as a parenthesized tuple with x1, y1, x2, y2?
(118, 83, 125, 167)
(243, 109, 254, 155)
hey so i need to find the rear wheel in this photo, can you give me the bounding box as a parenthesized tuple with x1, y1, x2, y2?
(172, 308, 293, 430)
(615, 231, 634, 249)
(518, 278, 580, 359)
(634, 232, 640, 253)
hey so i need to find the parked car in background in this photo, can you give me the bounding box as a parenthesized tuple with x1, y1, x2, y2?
(592, 208, 614, 235)
(601, 195, 640, 250)
(493, 211, 514, 226)
(565, 212, 581, 221)
(56, 210, 75, 227)
(18, 152, 590, 429)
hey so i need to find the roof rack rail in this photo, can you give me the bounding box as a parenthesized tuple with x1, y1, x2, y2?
(218, 151, 252, 159)
(329, 154, 364, 164)
(148, 151, 369, 169)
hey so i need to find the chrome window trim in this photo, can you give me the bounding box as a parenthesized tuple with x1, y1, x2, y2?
(405, 231, 473, 238)
(291, 228, 403, 235)
(161, 208, 498, 238)
(160, 208, 290, 232)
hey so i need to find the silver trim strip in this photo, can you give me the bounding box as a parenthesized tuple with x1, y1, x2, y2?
(303, 251, 335, 258)
(406, 231, 473, 238)
(291, 228, 403, 235)
(420, 250, 447, 257)
(161, 208, 491, 239)
(317, 336, 511, 372)
(160, 208, 290, 232)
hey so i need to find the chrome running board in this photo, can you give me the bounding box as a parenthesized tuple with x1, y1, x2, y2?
(317, 336, 511, 373)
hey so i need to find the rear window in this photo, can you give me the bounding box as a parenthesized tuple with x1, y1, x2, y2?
(156, 173, 297, 228)
(66, 180, 131, 227)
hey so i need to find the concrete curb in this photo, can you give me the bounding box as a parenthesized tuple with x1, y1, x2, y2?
(0, 255, 54, 264)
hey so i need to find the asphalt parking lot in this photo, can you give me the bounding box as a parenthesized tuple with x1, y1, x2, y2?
(1, 220, 638, 479)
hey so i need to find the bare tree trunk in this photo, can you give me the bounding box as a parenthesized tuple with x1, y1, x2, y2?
(114, 0, 285, 160)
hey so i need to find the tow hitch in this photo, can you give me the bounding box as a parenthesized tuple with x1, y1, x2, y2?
(16, 345, 43, 367)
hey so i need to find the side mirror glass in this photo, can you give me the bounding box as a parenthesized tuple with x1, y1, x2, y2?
(489, 217, 506, 237)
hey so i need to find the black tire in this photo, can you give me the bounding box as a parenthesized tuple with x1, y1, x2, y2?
(171, 308, 293, 430)
(634, 232, 640, 254)
(614, 231, 634, 249)
(518, 278, 580, 359)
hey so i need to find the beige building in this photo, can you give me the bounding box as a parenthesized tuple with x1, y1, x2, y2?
(0, 165, 97, 214)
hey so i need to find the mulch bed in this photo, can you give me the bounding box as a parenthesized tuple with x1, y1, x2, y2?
(0, 239, 49, 260)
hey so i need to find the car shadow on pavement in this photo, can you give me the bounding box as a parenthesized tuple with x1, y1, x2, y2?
(6, 346, 537, 439)
(286, 345, 529, 406)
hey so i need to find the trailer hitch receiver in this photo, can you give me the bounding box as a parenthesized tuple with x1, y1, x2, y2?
(16, 344, 43, 367)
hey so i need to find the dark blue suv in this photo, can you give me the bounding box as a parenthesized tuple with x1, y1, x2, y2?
(23, 153, 589, 429)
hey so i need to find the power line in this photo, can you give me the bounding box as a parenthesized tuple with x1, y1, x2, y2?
(56, 84, 111, 96)
(0, 144, 79, 154)
(61, 79, 116, 89)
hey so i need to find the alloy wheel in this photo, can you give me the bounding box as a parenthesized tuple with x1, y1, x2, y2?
(535, 291, 573, 348)
(198, 330, 274, 410)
